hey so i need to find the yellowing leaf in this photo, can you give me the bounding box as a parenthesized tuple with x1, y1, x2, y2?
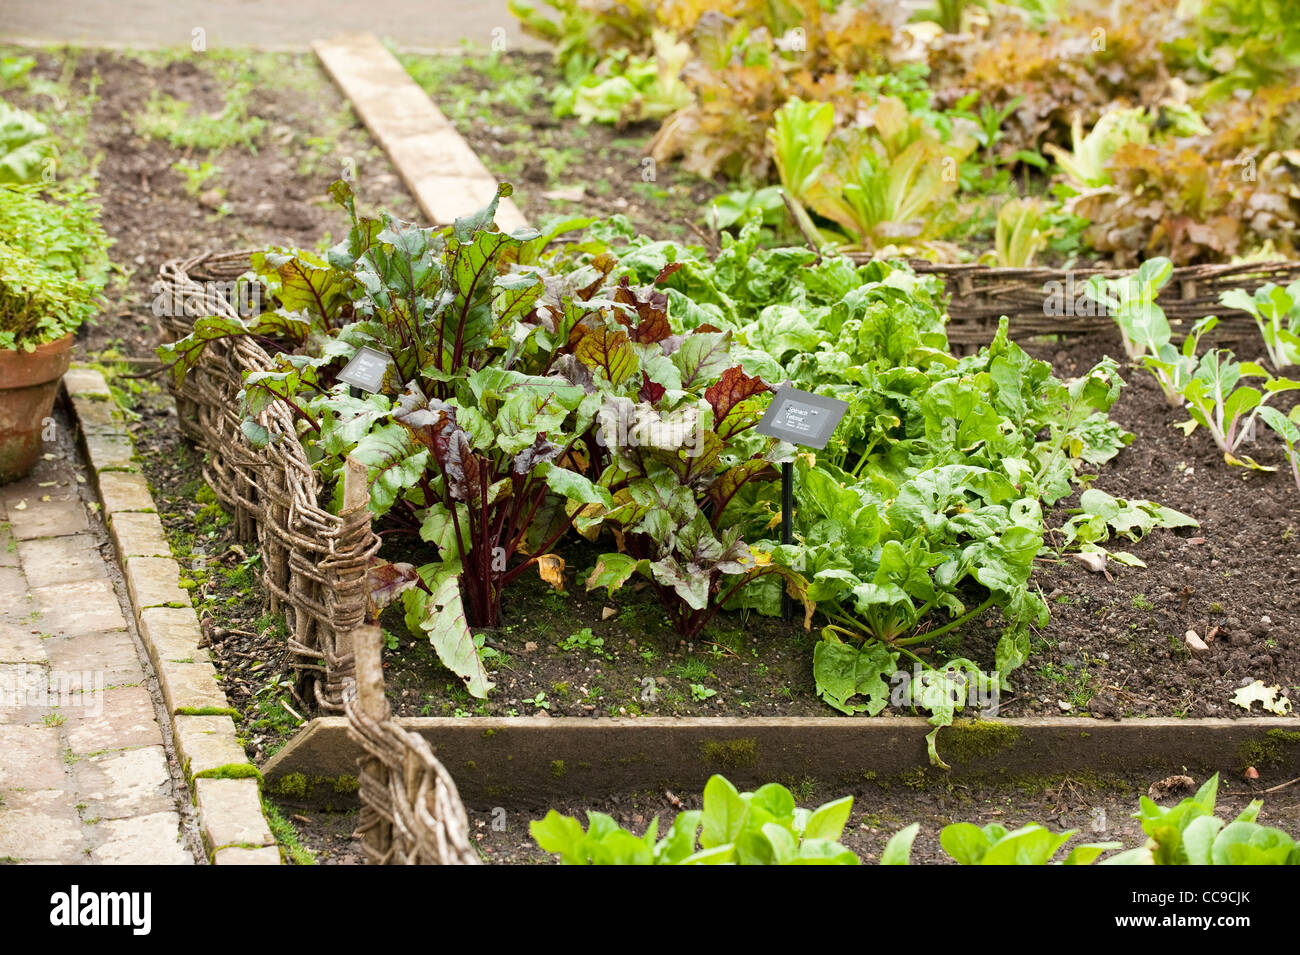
(1224, 451, 1275, 471)
(537, 553, 566, 592)
(1230, 680, 1292, 715)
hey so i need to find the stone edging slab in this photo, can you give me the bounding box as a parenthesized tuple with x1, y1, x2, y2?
(62, 365, 279, 865)
(313, 31, 530, 232)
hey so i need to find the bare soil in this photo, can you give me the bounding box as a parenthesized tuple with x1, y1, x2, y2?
(2, 46, 420, 359)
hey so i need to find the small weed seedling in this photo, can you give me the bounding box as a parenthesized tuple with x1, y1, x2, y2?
(560, 628, 610, 659)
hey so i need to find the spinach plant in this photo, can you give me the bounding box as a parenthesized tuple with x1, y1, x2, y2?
(1052, 488, 1198, 568)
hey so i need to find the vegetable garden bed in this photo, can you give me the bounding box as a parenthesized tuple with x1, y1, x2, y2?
(15, 20, 1300, 867)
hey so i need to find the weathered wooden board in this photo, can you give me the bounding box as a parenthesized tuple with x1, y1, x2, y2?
(263, 715, 1300, 809)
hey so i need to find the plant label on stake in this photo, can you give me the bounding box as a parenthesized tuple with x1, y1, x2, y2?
(337, 346, 392, 397)
(757, 385, 848, 619)
(756, 385, 849, 450)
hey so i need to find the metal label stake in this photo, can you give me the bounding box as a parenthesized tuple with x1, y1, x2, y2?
(338, 345, 393, 398)
(756, 384, 849, 621)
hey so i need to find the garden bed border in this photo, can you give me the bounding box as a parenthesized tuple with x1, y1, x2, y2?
(63, 365, 280, 865)
(263, 713, 1300, 810)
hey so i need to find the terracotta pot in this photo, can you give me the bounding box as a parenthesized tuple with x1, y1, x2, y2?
(0, 334, 74, 484)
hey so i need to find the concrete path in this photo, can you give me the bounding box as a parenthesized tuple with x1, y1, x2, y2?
(0, 407, 199, 864)
(0, 0, 548, 52)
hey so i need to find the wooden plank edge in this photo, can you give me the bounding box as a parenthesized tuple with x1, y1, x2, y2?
(262, 714, 1300, 810)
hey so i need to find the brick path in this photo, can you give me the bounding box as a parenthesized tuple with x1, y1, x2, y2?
(0, 407, 198, 864)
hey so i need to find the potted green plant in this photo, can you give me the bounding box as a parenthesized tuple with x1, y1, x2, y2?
(0, 180, 110, 483)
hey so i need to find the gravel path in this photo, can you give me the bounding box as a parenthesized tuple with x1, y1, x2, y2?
(0, 0, 548, 52)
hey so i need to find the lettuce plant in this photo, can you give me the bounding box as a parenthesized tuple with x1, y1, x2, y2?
(1106, 774, 1300, 866)
(770, 96, 976, 256)
(990, 197, 1050, 268)
(0, 102, 54, 185)
(1045, 106, 1149, 190)
(554, 32, 691, 125)
(531, 774, 859, 865)
(1177, 350, 1300, 468)
(534, 772, 1299, 866)
(938, 823, 1119, 866)
(1219, 280, 1300, 370)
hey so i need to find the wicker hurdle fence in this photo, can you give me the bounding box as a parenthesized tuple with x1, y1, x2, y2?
(866, 258, 1300, 347)
(157, 251, 379, 714)
(331, 453, 478, 865)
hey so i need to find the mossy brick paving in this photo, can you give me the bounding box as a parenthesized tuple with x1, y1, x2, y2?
(63, 366, 278, 865)
(0, 395, 196, 864)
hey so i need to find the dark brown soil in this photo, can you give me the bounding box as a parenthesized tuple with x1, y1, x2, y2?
(2, 46, 420, 360)
(1006, 338, 1300, 721)
(399, 51, 726, 245)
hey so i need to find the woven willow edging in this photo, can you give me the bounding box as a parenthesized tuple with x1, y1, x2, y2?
(157, 251, 379, 713)
(849, 258, 1300, 346)
(347, 616, 479, 865)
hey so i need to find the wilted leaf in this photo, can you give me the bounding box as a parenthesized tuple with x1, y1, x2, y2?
(366, 558, 420, 614)
(537, 553, 566, 591)
(1230, 680, 1292, 715)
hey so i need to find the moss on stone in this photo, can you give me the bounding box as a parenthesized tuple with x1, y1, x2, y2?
(175, 705, 239, 718)
(194, 763, 264, 784)
(270, 773, 308, 799)
(265, 772, 355, 799)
